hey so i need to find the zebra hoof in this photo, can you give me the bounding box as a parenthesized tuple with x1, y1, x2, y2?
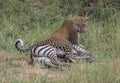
(27, 60, 34, 65)
(88, 52, 95, 58)
(85, 52, 96, 63)
(85, 55, 95, 63)
(85, 57, 94, 63)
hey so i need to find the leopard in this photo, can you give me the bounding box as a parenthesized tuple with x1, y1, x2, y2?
(40, 16, 94, 62)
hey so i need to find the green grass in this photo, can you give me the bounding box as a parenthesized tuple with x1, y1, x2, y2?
(0, 0, 120, 83)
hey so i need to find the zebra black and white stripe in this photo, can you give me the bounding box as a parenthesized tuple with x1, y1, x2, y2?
(72, 44, 87, 54)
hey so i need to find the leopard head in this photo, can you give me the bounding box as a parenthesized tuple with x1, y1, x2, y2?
(61, 16, 88, 33)
(72, 16, 88, 33)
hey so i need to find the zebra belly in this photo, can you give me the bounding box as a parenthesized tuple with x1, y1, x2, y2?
(34, 57, 51, 63)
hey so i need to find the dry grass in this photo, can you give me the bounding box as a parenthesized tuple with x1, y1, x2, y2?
(0, 53, 120, 83)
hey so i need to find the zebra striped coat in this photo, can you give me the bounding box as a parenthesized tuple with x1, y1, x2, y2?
(14, 39, 90, 68)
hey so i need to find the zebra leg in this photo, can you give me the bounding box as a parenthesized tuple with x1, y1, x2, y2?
(72, 44, 95, 62)
(34, 56, 58, 68)
(58, 47, 80, 63)
(65, 55, 81, 63)
(26, 53, 34, 65)
(78, 44, 86, 49)
(84, 52, 95, 63)
(50, 55, 70, 68)
(72, 44, 88, 54)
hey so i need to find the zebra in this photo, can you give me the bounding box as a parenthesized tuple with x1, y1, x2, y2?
(14, 39, 94, 68)
(14, 39, 69, 68)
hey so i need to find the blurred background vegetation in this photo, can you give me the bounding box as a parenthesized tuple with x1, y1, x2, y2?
(0, 0, 120, 83)
(0, 0, 119, 50)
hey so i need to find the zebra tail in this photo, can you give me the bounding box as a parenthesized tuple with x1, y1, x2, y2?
(14, 39, 30, 53)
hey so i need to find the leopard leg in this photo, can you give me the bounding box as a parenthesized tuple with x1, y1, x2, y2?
(63, 51, 77, 63)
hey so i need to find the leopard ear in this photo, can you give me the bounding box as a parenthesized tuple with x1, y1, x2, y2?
(62, 19, 73, 26)
(72, 17, 77, 24)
